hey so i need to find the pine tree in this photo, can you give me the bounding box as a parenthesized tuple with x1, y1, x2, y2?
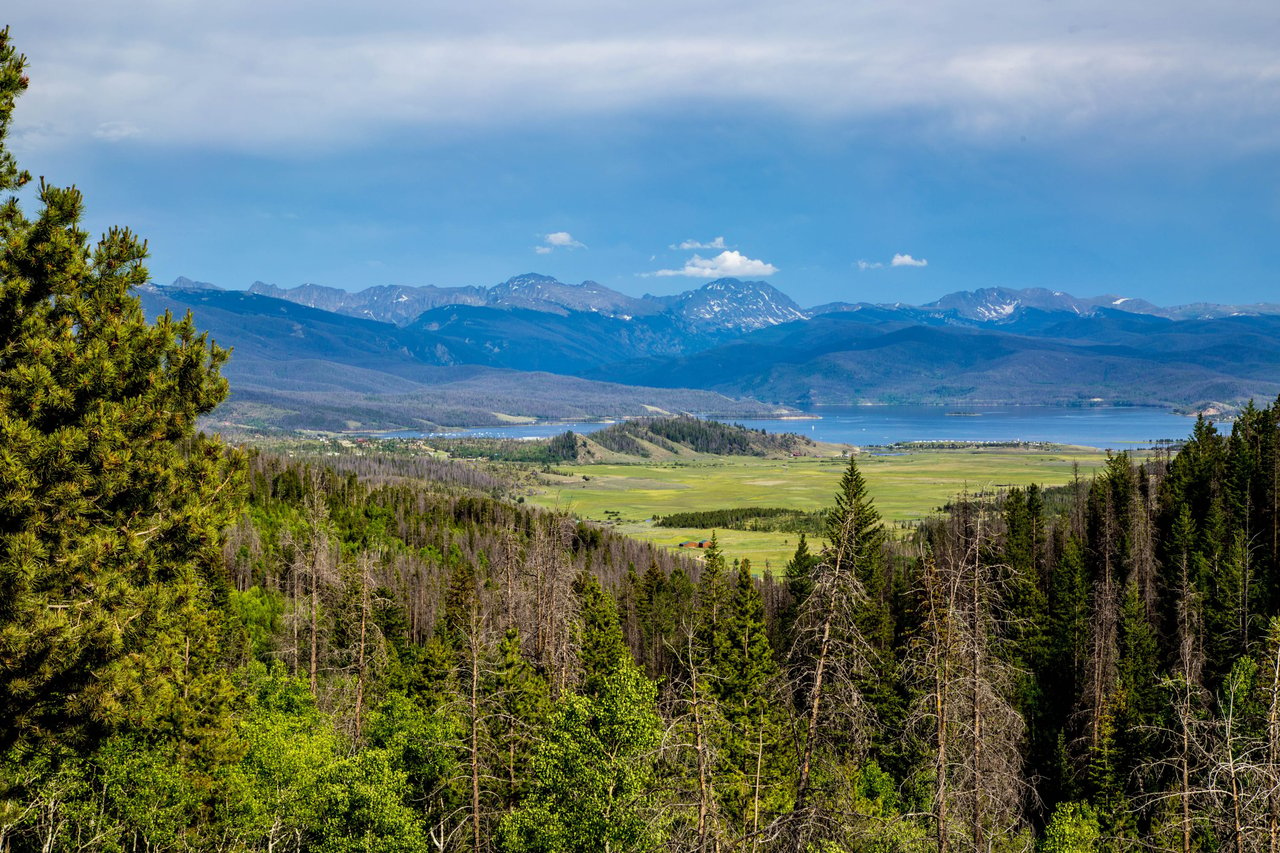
(910, 503, 1030, 853)
(636, 560, 673, 680)
(777, 533, 819, 661)
(575, 572, 630, 697)
(711, 563, 792, 840)
(0, 28, 245, 755)
(1043, 535, 1089, 804)
(487, 628, 549, 810)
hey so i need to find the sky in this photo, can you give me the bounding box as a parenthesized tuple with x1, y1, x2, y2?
(6, 0, 1280, 308)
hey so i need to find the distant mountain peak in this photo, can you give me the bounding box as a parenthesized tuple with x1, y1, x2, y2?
(168, 275, 223, 291)
(665, 278, 807, 331)
(486, 274, 655, 317)
(502, 272, 562, 286)
(925, 286, 1163, 322)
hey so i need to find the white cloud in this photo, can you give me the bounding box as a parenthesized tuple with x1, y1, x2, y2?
(672, 236, 727, 250)
(534, 246, 553, 254)
(653, 250, 778, 278)
(543, 231, 586, 249)
(858, 254, 928, 269)
(891, 253, 928, 267)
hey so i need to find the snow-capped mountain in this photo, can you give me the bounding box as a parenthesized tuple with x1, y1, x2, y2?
(654, 279, 808, 332)
(234, 274, 801, 330)
(923, 287, 1164, 321)
(246, 281, 486, 325)
(486, 273, 659, 318)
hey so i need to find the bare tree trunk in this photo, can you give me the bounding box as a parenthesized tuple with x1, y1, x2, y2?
(915, 504, 1028, 853)
(970, 530, 985, 853)
(304, 476, 330, 695)
(795, 606, 833, 817)
(1181, 717, 1192, 853)
(751, 708, 765, 853)
(1175, 547, 1203, 853)
(928, 554, 952, 853)
(471, 631, 482, 853)
(1268, 623, 1280, 853)
(290, 534, 301, 677)
(502, 527, 518, 629)
(310, 560, 320, 694)
(354, 553, 370, 741)
(692, 671, 711, 853)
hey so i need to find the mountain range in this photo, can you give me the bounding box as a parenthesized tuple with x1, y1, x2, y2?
(242, 273, 806, 332)
(143, 274, 1280, 432)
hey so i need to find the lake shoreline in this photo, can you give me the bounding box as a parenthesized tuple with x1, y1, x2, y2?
(368, 404, 1202, 450)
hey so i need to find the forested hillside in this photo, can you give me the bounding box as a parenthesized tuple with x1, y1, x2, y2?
(584, 416, 820, 459)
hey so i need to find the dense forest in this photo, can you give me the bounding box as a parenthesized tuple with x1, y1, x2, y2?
(9, 25, 1280, 853)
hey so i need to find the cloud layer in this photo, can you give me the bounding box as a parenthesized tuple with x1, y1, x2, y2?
(9, 0, 1280, 154)
(654, 250, 778, 278)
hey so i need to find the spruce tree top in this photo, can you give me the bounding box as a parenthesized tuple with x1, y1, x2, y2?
(824, 455, 883, 568)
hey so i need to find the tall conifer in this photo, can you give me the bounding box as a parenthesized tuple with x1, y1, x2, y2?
(0, 28, 244, 755)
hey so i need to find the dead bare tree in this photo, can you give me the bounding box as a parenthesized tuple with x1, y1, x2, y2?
(665, 624, 727, 853)
(784, 468, 879, 852)
(1262, 617, 1280, 853)
(909, 501, 1033, 853)
(523, 516, 579, 694)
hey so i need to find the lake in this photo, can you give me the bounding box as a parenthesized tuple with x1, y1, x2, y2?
(391, 405, 1202, 450)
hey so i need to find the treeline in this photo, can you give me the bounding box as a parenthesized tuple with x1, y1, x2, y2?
(656, 505, 828, 535)
(883, 403, 1280, 849)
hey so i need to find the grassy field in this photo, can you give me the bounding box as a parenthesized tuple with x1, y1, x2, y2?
(525, 445, 1111, 570)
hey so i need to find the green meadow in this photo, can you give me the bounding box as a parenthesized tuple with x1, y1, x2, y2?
(526, 445, 1111, 570)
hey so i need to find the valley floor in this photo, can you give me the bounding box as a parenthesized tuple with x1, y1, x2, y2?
(526, 444, 1112, 569)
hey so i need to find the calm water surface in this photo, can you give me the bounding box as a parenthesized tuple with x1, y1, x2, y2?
(393, 405, 1199, 450)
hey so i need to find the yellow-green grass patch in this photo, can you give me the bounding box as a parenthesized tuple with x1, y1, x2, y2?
(527, 446, 1111, 570)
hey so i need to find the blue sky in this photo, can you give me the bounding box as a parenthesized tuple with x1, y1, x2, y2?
(7, 0, 1279, 308)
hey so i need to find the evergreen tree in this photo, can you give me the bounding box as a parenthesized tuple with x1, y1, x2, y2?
(694, 532, 732, 664)
(635, 560, 673, 680)
(575, 572, 630, 697)
(777, 533, 819, 660)
(487, 629, 549, 809)
(0, 27, 245, 758)
(1043, 535, 1089, 804)
(710, 563, 792, 838)
(1114, 578, 1160, 801)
